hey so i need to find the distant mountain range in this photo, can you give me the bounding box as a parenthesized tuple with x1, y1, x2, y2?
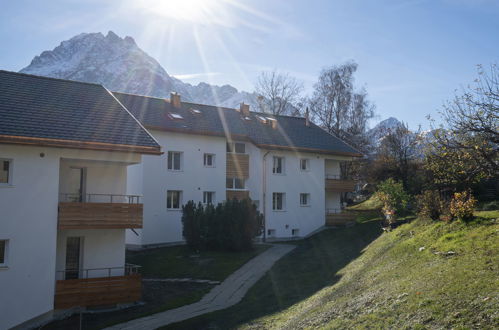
(20, 31, 259, 108)
(19, 30, 432, 150)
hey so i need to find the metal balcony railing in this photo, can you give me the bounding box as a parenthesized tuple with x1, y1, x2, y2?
(59, 193, 141, 204)
(56, 263, 141, 281)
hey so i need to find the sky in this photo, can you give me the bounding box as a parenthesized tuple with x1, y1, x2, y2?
(1, 0, 498, 129)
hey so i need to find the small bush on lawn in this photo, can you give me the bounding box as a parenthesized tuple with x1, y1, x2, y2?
(479, 200, 499, 211)
(416, 190, 447, 221)
(376, 178, 411, 224)
(449, 191, 477, 223)
(182, 199, 263, 252)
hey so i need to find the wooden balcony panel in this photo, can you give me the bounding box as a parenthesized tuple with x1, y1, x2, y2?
(226, 153, 249, 178)
(58, 202, 143, 229)
(54, 274, 141, 309)
(226, 190, 250, 201)
(325, 178, 356, 192)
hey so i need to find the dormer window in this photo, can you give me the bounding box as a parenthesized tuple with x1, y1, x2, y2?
(169, 113, 183, 120)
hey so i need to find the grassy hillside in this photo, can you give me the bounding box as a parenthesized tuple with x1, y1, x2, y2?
(166, 211, 498, 329)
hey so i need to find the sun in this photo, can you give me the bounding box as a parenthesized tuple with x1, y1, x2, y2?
(130, 0, 230, 25)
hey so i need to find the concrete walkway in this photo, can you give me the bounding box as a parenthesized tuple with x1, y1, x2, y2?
(106, 244, 296, 330)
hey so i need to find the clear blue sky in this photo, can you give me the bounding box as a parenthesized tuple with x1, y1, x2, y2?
(1, 0, 498, 129)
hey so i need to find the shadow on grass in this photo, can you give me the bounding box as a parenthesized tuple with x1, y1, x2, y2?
(163, 221, 383, 330)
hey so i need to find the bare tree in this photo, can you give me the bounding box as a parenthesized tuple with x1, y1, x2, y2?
(308, 61, 375, 153)
(255, 70, 303, 115)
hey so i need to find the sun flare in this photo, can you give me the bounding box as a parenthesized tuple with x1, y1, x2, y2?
(131, 0, 229, 25)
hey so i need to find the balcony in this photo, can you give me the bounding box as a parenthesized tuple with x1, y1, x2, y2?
(54, 264, 141, 309)
(58, 194, 143, 230)
(226, 189, 250, 201)
(325, 174, 356, 192)
(325, 208, 356, 226)
(226, 153, 249, 178)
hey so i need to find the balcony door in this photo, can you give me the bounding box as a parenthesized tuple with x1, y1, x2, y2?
(68, 167, 86, 202)
(65, 237, 82, 280)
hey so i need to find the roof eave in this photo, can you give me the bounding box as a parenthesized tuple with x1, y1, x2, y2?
(0, 135, 162, 155)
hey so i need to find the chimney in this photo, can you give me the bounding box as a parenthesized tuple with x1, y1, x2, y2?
(270, 120, 278, 129)
(240, 102, 250, 116)
(305, 107, 310, 127)
(170, 92, 181, 108)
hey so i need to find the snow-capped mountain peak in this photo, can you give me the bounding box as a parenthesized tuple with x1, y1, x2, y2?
(20, 31, 258, 108)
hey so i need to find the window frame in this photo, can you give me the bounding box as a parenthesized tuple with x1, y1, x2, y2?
(203, 153, 216, 168)
(167, 151, 183, 171)
(0, 159, 13, 186)
(226, 177, 246, 190)
(300, 193, 311, 207)
(292, 229, 300, 237)
(300, 158, 310, 172)
(166, 190, 182, 210)
(272, 192, 286, 211)
(267, 229, 276, 237)
(203, 191, 216, 204)
(272, 156, 285, 174)
(226, 142, 246, 154)
(0, 239, 9, 268)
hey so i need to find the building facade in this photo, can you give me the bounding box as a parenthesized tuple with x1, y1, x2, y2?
(0, 71, 161, 329)
(116, 92, 361, 247)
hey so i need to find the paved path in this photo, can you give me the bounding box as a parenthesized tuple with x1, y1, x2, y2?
(106, 244, 296, 330)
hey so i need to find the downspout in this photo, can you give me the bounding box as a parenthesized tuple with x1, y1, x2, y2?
(262, 150, 271, 242)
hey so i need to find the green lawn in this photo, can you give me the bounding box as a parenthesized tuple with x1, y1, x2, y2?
(127, 244, 270, 281)
(164, 212, 498, 329)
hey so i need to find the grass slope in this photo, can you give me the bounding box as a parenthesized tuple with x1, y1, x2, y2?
(166, 212, 498, 329)
(127, 245, 269, 281)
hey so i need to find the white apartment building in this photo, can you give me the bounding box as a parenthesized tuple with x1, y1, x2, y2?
(0, 71, 161, 329)
(115, 92, 361, 247)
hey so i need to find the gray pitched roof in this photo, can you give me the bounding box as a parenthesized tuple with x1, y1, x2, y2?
(0, 71, 160, 154)
(113, 92, 361, 156)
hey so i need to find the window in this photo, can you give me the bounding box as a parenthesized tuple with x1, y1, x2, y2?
(167, 190, 182, 209)
(167, 151, 182, 171)
(203, 153, 215, 167)
(168, 113, 184, 119)
(0, 240, 8, 267)
(226, 142, 246, 154)
(300, 159, 309, 171)
(273, 156, 285, 174)
(300, 193, 310, 206)
(272, 192, 285, 211)
(267, 229, 276, 237)
(0, 159, 12, 185)
(292, 229, 300, 237)
(226, 177, 245, 190)
(190, 108, 201, 114)
(203, 191, 215, 204)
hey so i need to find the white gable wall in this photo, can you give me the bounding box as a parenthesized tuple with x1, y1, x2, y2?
(0, 144, 139, 329)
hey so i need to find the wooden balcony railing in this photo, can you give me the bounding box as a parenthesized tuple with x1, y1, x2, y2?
(58, 194, 143, 230)
(325, 208, 356, 226)
(226, 153, 249, 178)
(226, 189, 250, 201)
(325, 174, 356, 192)
(54, 264, 141, 309)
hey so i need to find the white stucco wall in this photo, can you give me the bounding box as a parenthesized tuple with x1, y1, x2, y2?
(56, 229, 126, 279)
(128, 131, 227, 245)
(261, 150, 327, 238)
(0, 144, 139, 329)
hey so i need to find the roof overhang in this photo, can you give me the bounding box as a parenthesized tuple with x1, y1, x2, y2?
(0, 134, 162, 155)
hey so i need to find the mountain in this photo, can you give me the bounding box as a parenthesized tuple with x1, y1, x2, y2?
(367, 117, 404, 146)
(20, 31, 258, 108)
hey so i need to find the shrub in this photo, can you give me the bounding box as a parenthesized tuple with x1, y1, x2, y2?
(182, 199, 263, 252)
(376, 178, 411, 223)
(449, 191, 477, 223)
(416, 190, 446, 221)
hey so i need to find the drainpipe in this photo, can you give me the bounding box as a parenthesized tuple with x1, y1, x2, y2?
(262, 150, 271, 242)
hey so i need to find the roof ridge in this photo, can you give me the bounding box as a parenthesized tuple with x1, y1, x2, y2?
(0, 70, 103, 87)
